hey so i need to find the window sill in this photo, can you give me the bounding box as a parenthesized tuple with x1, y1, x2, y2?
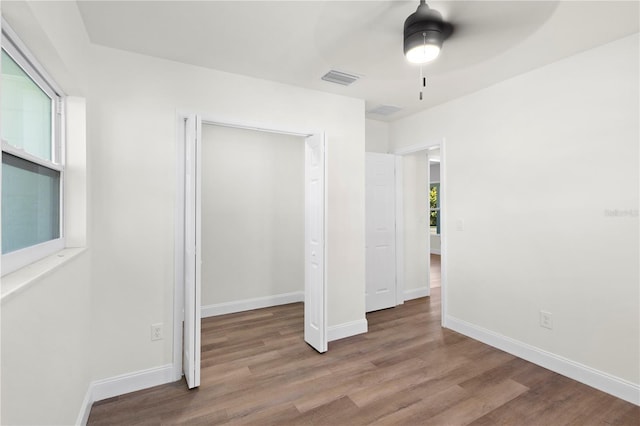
(1, 247, 87, 303)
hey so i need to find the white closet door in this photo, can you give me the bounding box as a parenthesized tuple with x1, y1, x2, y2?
(183, 114, 201, 388)
(304, 133, 327, 353)
(366, 153, 397, 312)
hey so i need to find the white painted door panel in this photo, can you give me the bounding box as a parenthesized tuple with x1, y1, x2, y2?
(304, 133, 327, 353)
(184, 114, 201, 388)
(366, 153, 397, 312)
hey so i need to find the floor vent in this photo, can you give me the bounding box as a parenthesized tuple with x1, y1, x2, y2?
(321, 70, 359, 86)
(367, 105, 403, 116)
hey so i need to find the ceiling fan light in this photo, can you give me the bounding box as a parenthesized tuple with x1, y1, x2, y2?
(405, 44, 440, 64)
(403, 1, 453, 65)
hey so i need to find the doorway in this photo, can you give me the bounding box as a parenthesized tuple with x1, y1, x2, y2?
(428, 148, 441, 289)
(394, 139, 447, 326)
(200, 124, 305, 315)
(174, 114, 328, 389)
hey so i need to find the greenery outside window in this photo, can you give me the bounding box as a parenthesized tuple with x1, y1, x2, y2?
(430, 182, 440, 235)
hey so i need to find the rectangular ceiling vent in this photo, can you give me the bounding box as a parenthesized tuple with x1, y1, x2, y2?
(367, 105, 403, 116)
(321, 70, 359, 86)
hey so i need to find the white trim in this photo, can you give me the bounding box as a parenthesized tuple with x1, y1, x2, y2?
(199, 114, 317, 139)
(394, 155, 404, 305)
(201, 292, 304, 318)
(203, 119, 312, 138)
(430, 249, 441, 255)
(393, 141, 441, 156)
(1, 247, 85, 302)
(1, 238, 65, 277)
(75, 364, 176, 425)
(76, 385, 93, 426)
(425, 152, 431, 298)
(404, 287, 430, 301)
(193, 114, 202, 387)
(1, 141, 63, 171)
(328, 319, 368, 342)
(91, 364, 175, 403)
(447, 316, 640, 406)
(439, 138, 448, 327)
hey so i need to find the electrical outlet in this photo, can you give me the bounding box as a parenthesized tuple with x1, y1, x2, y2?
(151, 323, 163, 341)
(539, 311, 553, 330)
(456, 219, 465, 231)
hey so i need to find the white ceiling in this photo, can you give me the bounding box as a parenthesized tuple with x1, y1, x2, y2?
(76, 1, 639, 121)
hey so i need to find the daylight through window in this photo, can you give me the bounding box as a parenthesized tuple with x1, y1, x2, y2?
(1, 24, 65, 275)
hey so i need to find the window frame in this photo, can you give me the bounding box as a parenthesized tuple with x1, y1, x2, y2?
(1, 19, 66, 276)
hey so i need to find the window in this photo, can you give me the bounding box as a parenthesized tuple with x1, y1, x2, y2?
(430, 182, 440, 235)
(1, 22, 65, 275)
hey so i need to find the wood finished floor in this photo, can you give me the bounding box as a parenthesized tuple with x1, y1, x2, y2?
(88, 289, 638, 425)
(430, 254, 441, 288)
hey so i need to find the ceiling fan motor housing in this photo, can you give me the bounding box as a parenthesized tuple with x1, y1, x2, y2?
(403, 2, 453, 55)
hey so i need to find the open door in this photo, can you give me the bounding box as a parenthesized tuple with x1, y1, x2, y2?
(183, 114, 201, 388)
(304, 133, 327, 353)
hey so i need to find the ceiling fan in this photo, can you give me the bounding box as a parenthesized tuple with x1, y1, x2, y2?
(402, 1, 454, 99)
(403, 0, 454, 64)
(313, 1, 558, 95)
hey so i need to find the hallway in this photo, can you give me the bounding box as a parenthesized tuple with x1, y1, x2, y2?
(431, 253, 441, 288)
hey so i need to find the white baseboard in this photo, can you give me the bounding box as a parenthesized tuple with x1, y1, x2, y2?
(76, 383, 94, 426)
(91, 363, 175, 402)
(446, 316, 640, 406)
(404, 287, 430, 301)
(328, 319, 368, 342)
(430, 249, 441, 255)
(201, 291, 304, 317)
(76, 364, 175, 425)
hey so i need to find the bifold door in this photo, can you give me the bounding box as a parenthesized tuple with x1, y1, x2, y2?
(183, 114, 201, 388)
(304, 133, 327, 353)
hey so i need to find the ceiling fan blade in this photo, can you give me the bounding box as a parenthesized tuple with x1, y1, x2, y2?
(421, 1, 559, 74)
(314, 1, 411, 78)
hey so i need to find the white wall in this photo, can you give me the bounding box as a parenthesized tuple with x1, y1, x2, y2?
(1, 3, 92, 423)
(402, 152, 429, 294)
(430, 234, 441, 255)
(2, 2, 365, 420)
(200, 124, 304, 306)
(391, 34, 639, 386)
(429, 161, 440, 183)
(365, 119, 389, 153)
(88, 45, 365, 380)
(1, 252, 92, 425)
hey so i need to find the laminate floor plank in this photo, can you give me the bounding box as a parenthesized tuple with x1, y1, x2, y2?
(430, 253, 441, 288)
(87, 288, 638, 425)
(370, 385, 471, 425)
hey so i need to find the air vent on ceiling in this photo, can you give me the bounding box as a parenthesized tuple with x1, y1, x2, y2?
(367, 105, 403, 116)
(321, 70, 359, 86)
